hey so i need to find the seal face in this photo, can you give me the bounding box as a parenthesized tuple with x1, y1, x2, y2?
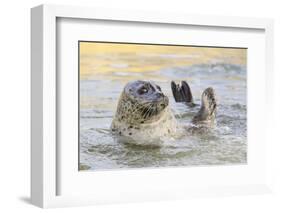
(111, 80, 176, 145)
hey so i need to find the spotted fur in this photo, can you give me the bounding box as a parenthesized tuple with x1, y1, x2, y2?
(111, 80, 217, 145)
(111, 80, 177, 145)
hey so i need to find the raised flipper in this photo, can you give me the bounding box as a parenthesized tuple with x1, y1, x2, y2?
(171, 81, 194, 104)
(192, 87, 217, 125)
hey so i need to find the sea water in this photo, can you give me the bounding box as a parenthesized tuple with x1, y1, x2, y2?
(79, 62, 247, 170)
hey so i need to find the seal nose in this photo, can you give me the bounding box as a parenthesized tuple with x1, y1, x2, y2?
(160, 96, 169, 108)
(156, 92, 164, 98)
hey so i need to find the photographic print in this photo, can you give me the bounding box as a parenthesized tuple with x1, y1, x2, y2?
(79, 41, 247, 171)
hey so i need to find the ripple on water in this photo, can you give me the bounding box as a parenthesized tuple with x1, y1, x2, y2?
(79, 63, 247, 170)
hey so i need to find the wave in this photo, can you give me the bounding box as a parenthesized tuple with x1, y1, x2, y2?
(157, 63, 246, 79)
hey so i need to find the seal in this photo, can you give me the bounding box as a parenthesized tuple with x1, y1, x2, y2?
(111, 80, 217, 145)
(111, 80, 177, 145)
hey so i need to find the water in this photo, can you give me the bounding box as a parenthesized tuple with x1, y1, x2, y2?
(79, 44, 247, 171)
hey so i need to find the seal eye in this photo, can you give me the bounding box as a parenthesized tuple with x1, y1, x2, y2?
(156, 85, 162, 91)
(138, 86, 148, 95)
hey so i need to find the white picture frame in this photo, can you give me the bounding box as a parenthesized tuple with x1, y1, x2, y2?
(31, 4, 274, 208)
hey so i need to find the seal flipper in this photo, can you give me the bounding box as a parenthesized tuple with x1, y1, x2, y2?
(171, 81, 193, 103)
(192, 87, 217, 125)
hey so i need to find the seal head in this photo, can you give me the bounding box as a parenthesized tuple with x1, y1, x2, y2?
(111, 80, 176, 144)
(114, 80, 169, 124)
